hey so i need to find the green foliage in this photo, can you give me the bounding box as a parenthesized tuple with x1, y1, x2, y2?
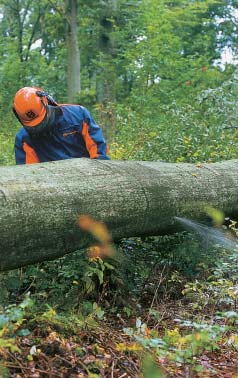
(108, 67, 238, 162)
(0, 247, 126, 312)
(123, 317, 227, 373)
(0, 295, 33, 355)
(182, 278, 237, 312)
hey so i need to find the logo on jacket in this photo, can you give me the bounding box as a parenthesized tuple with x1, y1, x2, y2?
(63, 131, 79, 137)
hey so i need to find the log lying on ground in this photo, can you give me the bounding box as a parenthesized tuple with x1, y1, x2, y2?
(1, 158, 238, 271)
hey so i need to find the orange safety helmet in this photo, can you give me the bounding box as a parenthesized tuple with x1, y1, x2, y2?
(13, 87, 49, 127)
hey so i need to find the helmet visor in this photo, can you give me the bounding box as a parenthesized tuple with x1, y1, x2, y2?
(23, 106, 62, 135)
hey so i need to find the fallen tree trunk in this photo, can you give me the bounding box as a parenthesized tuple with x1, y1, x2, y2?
(1, 158, 238, 271)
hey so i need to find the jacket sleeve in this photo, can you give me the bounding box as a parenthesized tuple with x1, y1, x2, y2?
(81, 107, 110, 160)
(15, 131, 40, 165)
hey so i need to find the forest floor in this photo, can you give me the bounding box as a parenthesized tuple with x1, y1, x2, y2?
(1, 236, 238, 378)
(1, 300, 238, 378)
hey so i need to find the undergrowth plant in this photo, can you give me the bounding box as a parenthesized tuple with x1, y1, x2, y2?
(122, 316, 231, 375)
(0, 295, 33, 376)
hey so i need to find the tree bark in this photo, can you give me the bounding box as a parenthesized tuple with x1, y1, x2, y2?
(1, 159, 238, 271)
(65, 0, 81, 102)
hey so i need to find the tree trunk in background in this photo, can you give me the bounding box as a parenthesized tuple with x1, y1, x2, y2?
(96, 0, 117, 103)
(65, 0, 80, 102)
(1, 159, 238, 271)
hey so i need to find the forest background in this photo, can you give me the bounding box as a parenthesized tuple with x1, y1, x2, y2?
(0, 0, 238, 377)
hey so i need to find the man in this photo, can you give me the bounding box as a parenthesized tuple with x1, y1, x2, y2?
(13, 87, 110, 164)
